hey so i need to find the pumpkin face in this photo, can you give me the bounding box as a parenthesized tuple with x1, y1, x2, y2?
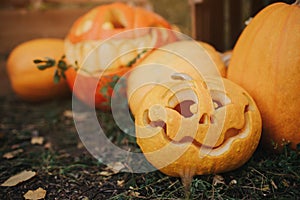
(64, 2, 176, 110)
(135, 74, 261, 185)
(227, 1, 300, 151)
(127, 40, 226, 116)
(6, 38, 70, 102)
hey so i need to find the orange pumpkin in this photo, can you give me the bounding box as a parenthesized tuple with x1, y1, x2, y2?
(227, 0, 300, 151)
(127, 40, 226, 116)
(135, 74, 262, 191)
(64, 2, 176, 110)
(6, 38, 70, 102)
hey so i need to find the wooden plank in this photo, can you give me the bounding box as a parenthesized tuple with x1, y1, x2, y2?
(0, 8, 90, 55)
(190, 0, 268, 51)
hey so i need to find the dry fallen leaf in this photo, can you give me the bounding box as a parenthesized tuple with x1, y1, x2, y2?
(213, 175, 225, 186)
(271, 179, 278, 190)
(77, 141, 84, 149)
(23, 187, 46, 200)
(44, 142, 52, 149)
(3, 149, 24, 159)
(63, 110, 73, 118)
(107, 162, 125, 174)
(1, 170, 36, 187)
(99, 162, 125, 176)
(229, 179, 237, 186)
(117, 180, 125, 187)
(63, 110, 90, 121)
(98, 171, 113, 177)
(31, 136, 44, 145)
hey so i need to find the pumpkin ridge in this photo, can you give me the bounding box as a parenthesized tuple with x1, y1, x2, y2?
(271, 4, 292, 114)
(231, 4, 275, 88)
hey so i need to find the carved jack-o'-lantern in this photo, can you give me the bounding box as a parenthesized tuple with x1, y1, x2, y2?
(135, 73, 262, 190)
(64, 2, 176, 110)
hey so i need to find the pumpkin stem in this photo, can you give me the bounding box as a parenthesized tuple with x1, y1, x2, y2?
(34, 55, 71, 84)
(294, 0, 300, 5)
(180, 168, 195, 199)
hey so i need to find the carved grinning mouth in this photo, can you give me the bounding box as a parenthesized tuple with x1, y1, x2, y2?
(146, 98, 252, 149)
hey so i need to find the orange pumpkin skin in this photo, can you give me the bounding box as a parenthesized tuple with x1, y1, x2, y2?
(64, 2, 176, 110)
(66, 2, 172, 43)
(6, 38, 70, 102)
(227, 1, 300, 151)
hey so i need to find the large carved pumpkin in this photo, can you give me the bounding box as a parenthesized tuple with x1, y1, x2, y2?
(135, 74, 262, 190)
(64, 2, 176, 110)
(227, 1, 300, 151)
(127, 40, 226, 115)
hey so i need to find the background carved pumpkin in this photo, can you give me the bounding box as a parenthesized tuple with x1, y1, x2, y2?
(135, 74, 262, 191)
(127, 40, 226, 116)
(227, 1, 300, 151)
(6, 38, 70, 102)
(64, 2, 176, 110)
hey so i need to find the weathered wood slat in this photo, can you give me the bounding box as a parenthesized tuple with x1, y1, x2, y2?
(0, 8, 90, 55)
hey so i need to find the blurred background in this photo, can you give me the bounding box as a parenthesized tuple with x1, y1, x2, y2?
(0, 0, 295, 95)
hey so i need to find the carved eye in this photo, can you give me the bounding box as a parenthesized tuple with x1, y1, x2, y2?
(173, 100, 197, 118)
(210, 90, 231, 110)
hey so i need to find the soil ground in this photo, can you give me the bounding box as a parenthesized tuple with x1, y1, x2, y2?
(0, 52, 299, 199)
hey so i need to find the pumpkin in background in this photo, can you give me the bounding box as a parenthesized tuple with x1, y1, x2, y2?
(135, 73, 261, 191)
(64, 2, 176, 110)
(227, 0, 300, 151)
(6, 38, 70, 102)
(127, 40, 226, 116)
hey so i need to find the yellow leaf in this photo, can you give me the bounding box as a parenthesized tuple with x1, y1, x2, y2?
(1, 170, 36, 187)
(31, 136, 44, 145)
(23, 187, 46, 200)
(3, 149, 24, 159)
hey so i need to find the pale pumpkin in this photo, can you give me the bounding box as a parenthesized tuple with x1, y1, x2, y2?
(127, 40, 226, 116)
(64, 2, 176, 110)
(227, 0, 300, 151)
(135, 73, 262, 191)
(6, 38, 70, 102)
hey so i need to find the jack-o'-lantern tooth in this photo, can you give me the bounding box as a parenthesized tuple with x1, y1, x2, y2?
(136, 34, 152, 53)
(159, 28, 169, 42)
(118, 41, 138, 66)
(82, 46, 98, 71)
(82, 42, 95, 58)
(97, 42, 119, 70)
(75, 20, 93, 36)
(149, 28, 159, 47)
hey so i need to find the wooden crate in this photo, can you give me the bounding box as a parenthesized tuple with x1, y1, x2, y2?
(189, 0, 294, 52)
(190, 0, 269, 52)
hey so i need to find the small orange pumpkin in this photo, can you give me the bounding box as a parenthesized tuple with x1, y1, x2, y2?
(135, 74, 262, 191)
(227, 0, 300, 151)
(64, 2, 176, 110)
(6, 38, 70, 102)
(127, 40, 226, 116)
